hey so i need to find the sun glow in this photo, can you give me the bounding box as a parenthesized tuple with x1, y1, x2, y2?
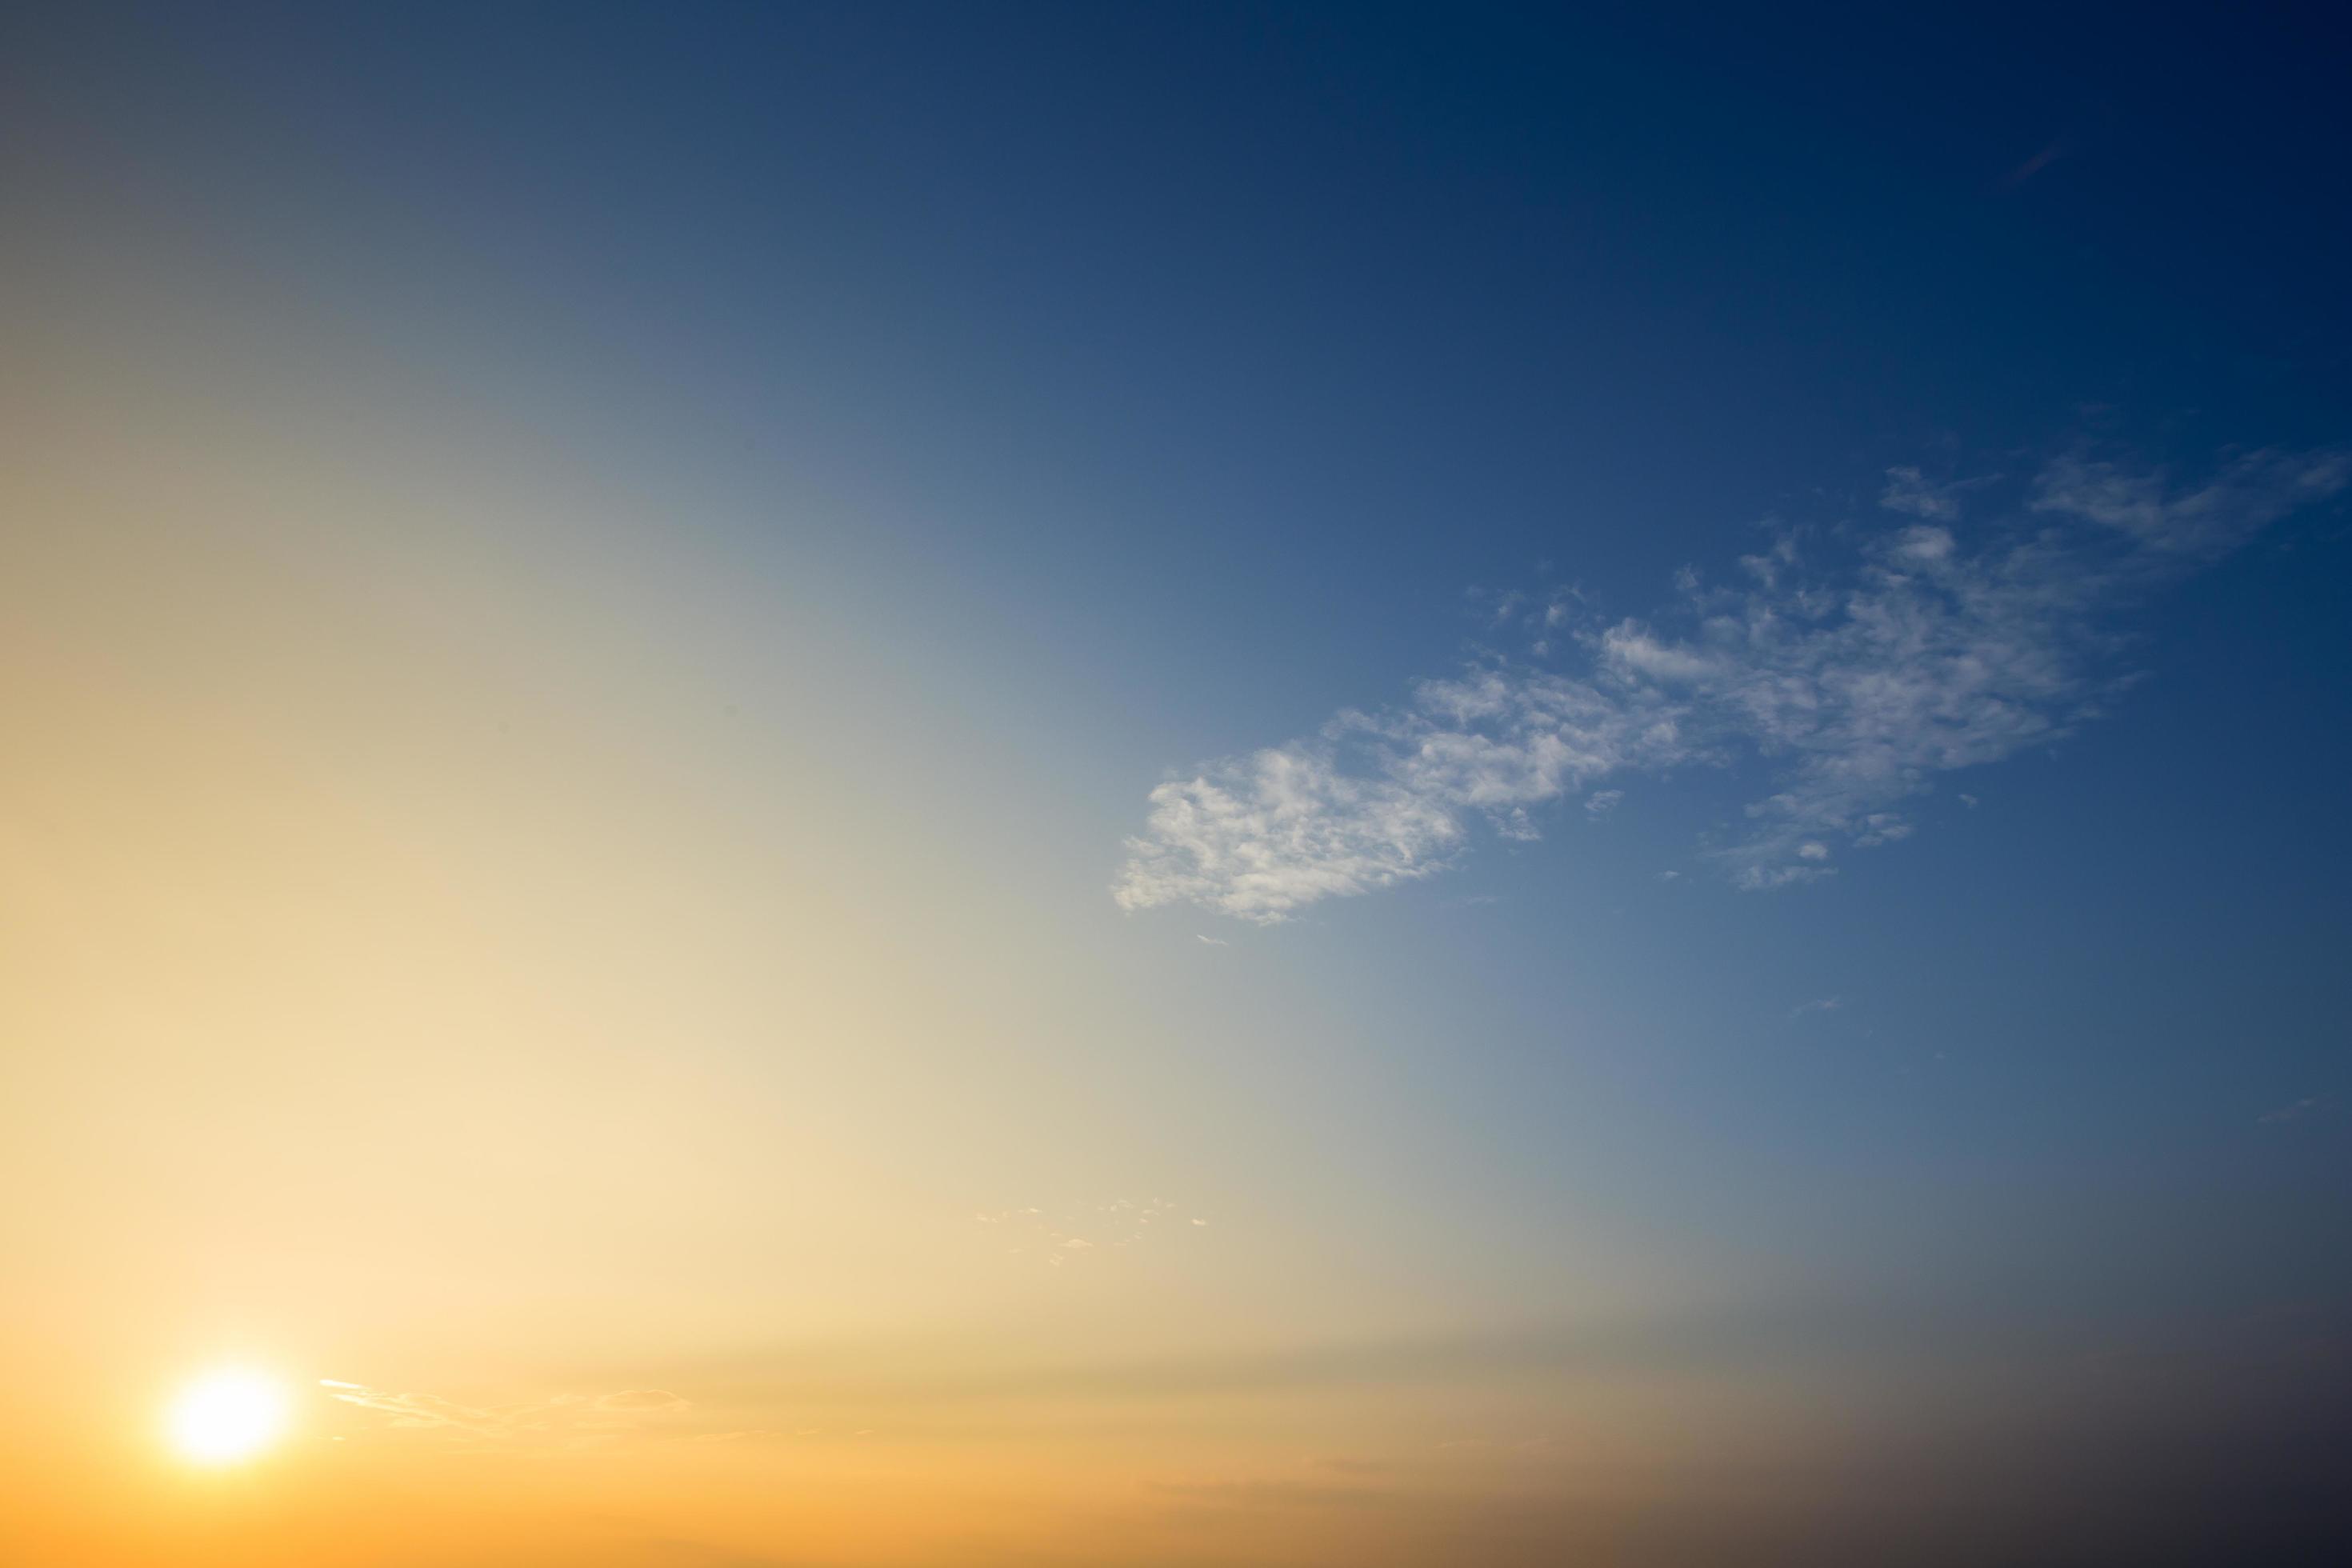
(166, 1370, 290, 1465)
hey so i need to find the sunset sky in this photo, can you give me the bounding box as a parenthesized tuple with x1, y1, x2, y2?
(4, 6, 2350, 1565)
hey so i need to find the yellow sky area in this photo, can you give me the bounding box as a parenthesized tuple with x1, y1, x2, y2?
(0, 353, 1625, 1355)
(0, 349, 1802, 1563)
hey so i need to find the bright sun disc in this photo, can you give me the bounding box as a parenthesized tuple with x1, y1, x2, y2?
(167, 1370, 289, 1464)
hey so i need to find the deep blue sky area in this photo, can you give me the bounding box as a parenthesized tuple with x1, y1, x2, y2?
(5, 5, 2350, 1562)
(22, 3, 2351, 723)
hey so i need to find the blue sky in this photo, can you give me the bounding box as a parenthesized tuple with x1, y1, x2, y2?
(5, 4, 2350, 1562)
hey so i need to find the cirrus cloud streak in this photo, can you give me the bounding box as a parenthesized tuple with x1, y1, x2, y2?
(1117, 445, 2346, 920)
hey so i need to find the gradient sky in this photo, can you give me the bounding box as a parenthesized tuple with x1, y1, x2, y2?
(4, 5, 2350, 1565)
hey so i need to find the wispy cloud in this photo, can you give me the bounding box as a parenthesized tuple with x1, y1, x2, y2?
(1115, 443, 2346, 921)
(976, 1197, 1210, 1264)
(2030, 446, 2347, 556)
(1790, 996, 1843, 1021)
(321, 1379, 692, 1447)
(1879, 465, 1990, 521)
(1150, 1478, 1399, 1511)
(1997, 136, 2071, 190)
(2259, 1097, 2325, 1125)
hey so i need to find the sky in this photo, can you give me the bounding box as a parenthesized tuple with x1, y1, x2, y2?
(2, 4, 2349, 1564)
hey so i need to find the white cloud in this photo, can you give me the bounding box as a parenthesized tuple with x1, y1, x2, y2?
(977, 1198, 1209, 1262)
(1790, 996, 1844, 1020)
(1114, 745, 1465, 922)
(1116, 444, 2347, 921)
(322, 1380, 693, 1447)
(1195, 934, 1229, 946)
(2030, 446, 2349, 556)
(1880, 466, 1965, 521)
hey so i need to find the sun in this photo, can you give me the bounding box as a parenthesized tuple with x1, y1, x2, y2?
(166, 1369, 290, 1464)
